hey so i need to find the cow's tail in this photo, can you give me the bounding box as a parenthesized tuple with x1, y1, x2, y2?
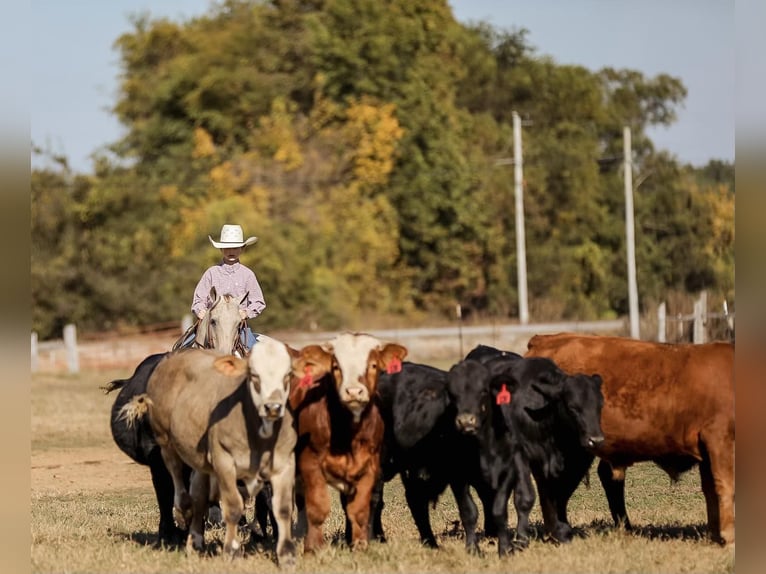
(100, 378, 127, 394)
(118, 393, 153, 428)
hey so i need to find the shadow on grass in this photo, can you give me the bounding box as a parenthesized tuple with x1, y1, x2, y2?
(584, 519, 710, 543)
(439, 518, 711, 545)
(111, 522, 282, 560)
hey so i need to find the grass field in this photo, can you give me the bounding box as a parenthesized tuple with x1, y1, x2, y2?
(31, 368, 735, 573)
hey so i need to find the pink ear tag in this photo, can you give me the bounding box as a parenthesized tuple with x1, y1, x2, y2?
(386, 356, 402, 374)
(300, 366, 313, 388)
(496, 384, 511, 405)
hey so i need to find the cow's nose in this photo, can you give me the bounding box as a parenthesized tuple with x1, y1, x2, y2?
(587, 435, 605, 448)
(455, 413, 478, 434)
(343, 386, 368, 403)
(264, 402, 284, 419)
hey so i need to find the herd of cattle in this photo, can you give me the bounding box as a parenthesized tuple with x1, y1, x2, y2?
(104, 324, 734, 568)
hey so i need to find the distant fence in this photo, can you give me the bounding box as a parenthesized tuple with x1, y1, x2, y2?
(30, 317, 193, 374)
(32, 297, 734, 374)
(656, 291, 735, 344)
(31, 316, 625, 374)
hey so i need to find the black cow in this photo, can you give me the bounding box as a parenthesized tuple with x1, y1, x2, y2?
(476, 346, 606, 542)
(446, 359, 536, 555)
(102, 352, 188, 546)
(464, 344, 522, 364)
(367, 361, 530, 555)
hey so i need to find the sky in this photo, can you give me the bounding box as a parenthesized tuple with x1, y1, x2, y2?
(30, 0, 737, 174)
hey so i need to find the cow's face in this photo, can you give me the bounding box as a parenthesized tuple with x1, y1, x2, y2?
(559, 373, 605, 450)
(447, 359, 490, 435)
(529, 362, 605, 450)
(246, 335, 296, 438)
(326, 332, 408, 422)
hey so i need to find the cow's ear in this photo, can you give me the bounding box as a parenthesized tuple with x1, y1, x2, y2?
(490, 374, 520, 393)
(293, 345, 332, 381)
(286, 345, 301, 360)
(531, 381, 561, 400)
(213, 355, 248, 378)
(591, 373, 603, 387)
(380, 343, 408, 374)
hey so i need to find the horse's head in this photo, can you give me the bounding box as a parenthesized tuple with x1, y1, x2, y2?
(195, 287, 246, 354)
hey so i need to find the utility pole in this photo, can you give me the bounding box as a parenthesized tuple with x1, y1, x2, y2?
(623, 126, 640, 339)
(513, 111, 529, 325)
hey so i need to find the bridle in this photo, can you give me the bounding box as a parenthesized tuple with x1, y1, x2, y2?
(171, 316, 248, 357)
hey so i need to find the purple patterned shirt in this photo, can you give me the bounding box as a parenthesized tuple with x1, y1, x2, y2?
(191, 261, 266, 319)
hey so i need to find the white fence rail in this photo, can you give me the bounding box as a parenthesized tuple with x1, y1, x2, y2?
(657, 291, 735, 344)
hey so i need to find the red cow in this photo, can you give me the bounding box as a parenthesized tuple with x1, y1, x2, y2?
(525, 332, 734, 545)
(289, 332, 407, 553)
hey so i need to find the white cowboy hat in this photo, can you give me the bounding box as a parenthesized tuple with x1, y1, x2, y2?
(208, 224, 258, 249)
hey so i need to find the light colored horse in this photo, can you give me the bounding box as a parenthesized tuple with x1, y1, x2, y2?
(173, 287, 247, 356)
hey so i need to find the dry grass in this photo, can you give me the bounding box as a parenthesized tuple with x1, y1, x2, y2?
(31, 369, 735, 574)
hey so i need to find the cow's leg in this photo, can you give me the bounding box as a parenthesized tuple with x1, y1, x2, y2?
(554, 455, 594, 533)
(475, 483, 497, 537)
(269, 458, 297, 568)
(147, 447, 186, 546)
(699, 437, 735, 545)
(217, 473, 245, 556)
(185, 470, 209, 554)
(401, 474, 438, 548)
(344, 470, 377, 551)
(491, 487, 512, 556)
(597, 460, 632, 530)
(300, 454, 331, 554)
(253, 484, 275, 540)
(210, 451, 244, 558)
(512, 459, 535, 549)
(535, 477, 572, 543)
(449, 480, 480, 554)
(158, 445, 193, 531)
(369, 476, 386, 542)
(292, 473, 307, 539)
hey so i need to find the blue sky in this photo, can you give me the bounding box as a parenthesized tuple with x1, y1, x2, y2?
(31, 0, 736, 173)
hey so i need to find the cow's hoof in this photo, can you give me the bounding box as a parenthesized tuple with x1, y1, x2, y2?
(277, 549, 297, 570)
(207, 504, 223, 527)
(173, 507, 189, 531)
(512, 536, 530, 551)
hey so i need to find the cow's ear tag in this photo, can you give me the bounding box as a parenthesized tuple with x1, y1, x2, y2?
(496, 384, 511, 405)
(386, 357, 402, 374)
(299, 365, 313, 388)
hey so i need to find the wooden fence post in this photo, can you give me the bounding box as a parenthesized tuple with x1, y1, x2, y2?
(31, 332, 39, 373)
(693, 290, 707, 344)
(64, 323, 79, 374)
(657, 302, 666, 343)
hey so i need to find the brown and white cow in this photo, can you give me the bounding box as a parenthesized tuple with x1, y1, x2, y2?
(525, 332, 734, 545)
(289, 332, 407, 553)
(120, 336, 300, 565)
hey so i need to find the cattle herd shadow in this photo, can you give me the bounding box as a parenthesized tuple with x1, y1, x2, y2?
(438, 518, 709, 546)
(113, 518, 710, 559)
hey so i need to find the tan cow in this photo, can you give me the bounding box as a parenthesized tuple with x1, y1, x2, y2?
(121, 335, 300, 565)
(525, 332, 734, 545)
(290, 332, 407, 553)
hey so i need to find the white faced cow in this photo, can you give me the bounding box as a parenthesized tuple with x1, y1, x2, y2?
(290, 331, 408, 552)
(120, 335, 299, 566)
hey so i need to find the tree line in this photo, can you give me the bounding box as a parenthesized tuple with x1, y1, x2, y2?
(31, 0, 734, 340)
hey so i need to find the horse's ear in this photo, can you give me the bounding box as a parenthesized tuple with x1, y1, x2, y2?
(239, 291, 249, 306)
(209, 286, 217, 301)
